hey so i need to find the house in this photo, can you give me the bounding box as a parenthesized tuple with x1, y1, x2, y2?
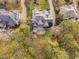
(32, 9, 53, 32)
(0, 9, 20, 28)
(59, 4, 79, 20)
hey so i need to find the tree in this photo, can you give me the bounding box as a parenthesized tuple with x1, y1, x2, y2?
(58, 20, 79, 59)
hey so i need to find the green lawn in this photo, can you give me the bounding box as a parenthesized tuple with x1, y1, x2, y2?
(27, 0, 48, 19)
(27, 0, 35, 19)
(39, 0, 48, 9)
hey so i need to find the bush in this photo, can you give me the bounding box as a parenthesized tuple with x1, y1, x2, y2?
(58, 20, 79, 59)
(14, 23, 30, 42)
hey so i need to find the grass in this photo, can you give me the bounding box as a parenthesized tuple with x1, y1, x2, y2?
(27, 0, 35, 19)
(39, 0, 48, 9)
(6, 2, 21, 10)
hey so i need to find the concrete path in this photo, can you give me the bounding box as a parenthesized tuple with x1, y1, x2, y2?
(20, 0, 27, 22)
(48, 0, 56, 26)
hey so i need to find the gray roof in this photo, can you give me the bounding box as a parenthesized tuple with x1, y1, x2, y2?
(35, 16, 44, 21)
(32, 10, 53, 30)
(59, 4, 79, 20)
(0, 15, 15, 27)
(0, 9, 20, 28)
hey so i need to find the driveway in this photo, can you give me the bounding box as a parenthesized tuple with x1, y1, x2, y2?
(48, 0, 56, 26)
(20, 0, 27, 22)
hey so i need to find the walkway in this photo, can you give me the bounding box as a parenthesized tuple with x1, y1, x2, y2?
(20, 0, 27, 22)
(48, 0, 56, 26)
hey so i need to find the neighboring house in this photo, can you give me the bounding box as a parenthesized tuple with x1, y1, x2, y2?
(32, 9, 53, 32)
(0, 9, 20, 28)
(59, 4, 79, 20)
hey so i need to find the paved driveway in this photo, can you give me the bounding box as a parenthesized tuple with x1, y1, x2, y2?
(48, 0, 56, 26)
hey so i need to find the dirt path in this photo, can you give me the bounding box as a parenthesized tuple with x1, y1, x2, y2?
(20, 0, 27, 22)
(48, 0, 56, 26)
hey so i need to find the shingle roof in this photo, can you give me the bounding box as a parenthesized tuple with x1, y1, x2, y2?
(0, 9, 20, 28)
(32, 10, 53, 30)
(0, 15, 15, 27)
(35, 16, 44, 21)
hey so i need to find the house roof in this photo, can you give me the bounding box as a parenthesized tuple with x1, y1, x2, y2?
(59, 4, 79, 19)
(0, 9, 20, 27)
(32, 9, 53, 30)
(32, 9, 52, 21)
(0, 15, 15, 26)
(35, 15, 44, 21)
